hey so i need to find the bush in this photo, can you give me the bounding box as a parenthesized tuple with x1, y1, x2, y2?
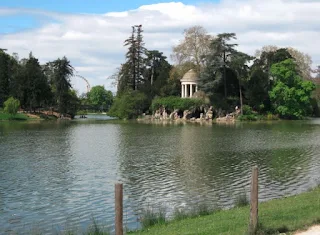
(265, 113, 279, 120)
(234, 192, 249, 207)
(151, 96, 205, 112)
(238, 114, 259, 121)
(4, 97, 20, 117)
(108, 90, 149, 119)
(140, 208, 166, 229)
(242, 105, 254, 115)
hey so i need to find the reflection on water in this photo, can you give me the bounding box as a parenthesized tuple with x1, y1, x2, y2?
(0, 119, 320, 233)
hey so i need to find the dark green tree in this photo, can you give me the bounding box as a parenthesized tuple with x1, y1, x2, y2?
(229, 52, 253, 114)
(22, 53, 52, 111)
(51, 56, 74, 114)
(124, 26, 137, 90)
(0, 50, 11, 106)
(142, 50, 172, 98)
(199, 33, 241, 110)
(135, 25, 146, 89)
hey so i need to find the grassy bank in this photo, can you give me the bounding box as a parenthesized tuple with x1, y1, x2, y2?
(130, 187, 320, 235)
(0, 111, 29, 120)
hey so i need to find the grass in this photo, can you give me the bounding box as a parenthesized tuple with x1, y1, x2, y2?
(140, 207, 167, 229)
(0, 111, 29, 120)
(129, 187, 320, 235)
(234, 192, 249, 208)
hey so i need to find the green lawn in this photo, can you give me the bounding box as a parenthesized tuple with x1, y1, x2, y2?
(0, 112, 29, 120)
(130, 187, 320, 235)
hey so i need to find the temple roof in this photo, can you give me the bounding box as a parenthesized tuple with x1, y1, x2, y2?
(181, 69, 199, 82)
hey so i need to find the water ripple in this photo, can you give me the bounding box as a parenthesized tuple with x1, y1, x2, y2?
(0, 120, 320, 233)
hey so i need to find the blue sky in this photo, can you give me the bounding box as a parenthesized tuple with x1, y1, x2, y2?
(0, 0, 217, 34)
(1, 0, 216, 13)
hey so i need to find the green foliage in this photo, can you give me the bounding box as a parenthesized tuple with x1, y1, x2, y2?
(238, 114, 259, 121)
(140, 208, 166, 229)
(65, 89, 80, 118)
(87, 85, 113, 111)
(51, 56, 74, 114)
(0, 51, 11, 106)
(265, 113, 279, 120)
(269, 59, 316, 119)
(20, 53, 53, 110)
(242, 105, 254, 115)
(151, 96, 204, 112)
(199, 33, 251, 111)
(234, 192, 249, 207)
(245, 66, 271, 111)
(4, 97, 20, 117)
(108, 90, 148, 119)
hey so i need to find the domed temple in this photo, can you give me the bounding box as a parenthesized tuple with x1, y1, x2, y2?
(180, 69, 199, 98)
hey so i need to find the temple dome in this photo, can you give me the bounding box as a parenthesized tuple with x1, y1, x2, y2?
(181, 69, 198, 82)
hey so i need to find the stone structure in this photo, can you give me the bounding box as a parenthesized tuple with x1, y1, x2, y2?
(180, 69, 199, 98)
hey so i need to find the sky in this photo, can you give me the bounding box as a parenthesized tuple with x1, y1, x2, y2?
(0, 0, 319, 94)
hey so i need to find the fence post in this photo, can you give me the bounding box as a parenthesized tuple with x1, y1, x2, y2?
(249, 166, 259, 235)
(115, 183, 123, 235)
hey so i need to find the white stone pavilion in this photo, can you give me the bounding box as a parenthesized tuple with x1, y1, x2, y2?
(180, 69, 199, 98)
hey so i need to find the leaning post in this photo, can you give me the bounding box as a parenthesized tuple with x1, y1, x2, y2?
(249, 166, 259, 235)
(115, 183, 123, 235)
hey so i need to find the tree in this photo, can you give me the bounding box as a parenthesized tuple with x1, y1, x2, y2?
(21, 53, 52, 111)
(0, 50, 11, 106)
(229, 52, 253, 114)
(269, 59, 315, 119)
(4, 97, 20, 117)
(51, 56, 74, 114)
(256, 45, 313, 80)
(108, 90, 148, 119)
(124, 26, 137, 90)
(245, 65, 270, 112)
(316, 65, 320, 79)
(135, 25, 146, 89)
(171, 26, 213, 73)
(142, 50, 172, 98)
(87, 85, 113, 111)
(122, 25, 146, 91)
(199, 33, 240, 109)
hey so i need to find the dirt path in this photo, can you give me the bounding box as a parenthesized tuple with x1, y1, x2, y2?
(294, 225, 320, 235)
(25, 113, 40, 119)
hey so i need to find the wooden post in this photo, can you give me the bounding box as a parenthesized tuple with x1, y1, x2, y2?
(249, 166, 259, 235)
(115, 183, 123, 235)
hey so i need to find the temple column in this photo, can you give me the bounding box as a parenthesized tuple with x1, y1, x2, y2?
(181, 84, 184, 98)
(184, 84, 188, 98)
(190, 83, 193, 98)
(196, 85, 198, 92)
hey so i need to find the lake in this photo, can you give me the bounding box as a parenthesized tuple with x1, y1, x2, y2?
(1, 116, 320, 234)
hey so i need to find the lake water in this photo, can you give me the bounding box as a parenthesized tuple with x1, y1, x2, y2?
(1, 116, 320, 234)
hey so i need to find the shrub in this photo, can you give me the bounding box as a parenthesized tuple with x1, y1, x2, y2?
(140, 208, 166, 229)
(4, 97, 20, 117)
(238, 114, 259, 121)
(242, 105, 254, 115)
(108, 90, 149, 119)
(151, 96, 205, 112)
(234, 192, 249, 207)
(265, 113, 279, 120)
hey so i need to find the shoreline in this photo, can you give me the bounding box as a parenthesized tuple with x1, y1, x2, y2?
(130, 186, 320, 235)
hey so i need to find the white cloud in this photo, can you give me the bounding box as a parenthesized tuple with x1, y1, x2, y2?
(0, 0, 319, 93)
